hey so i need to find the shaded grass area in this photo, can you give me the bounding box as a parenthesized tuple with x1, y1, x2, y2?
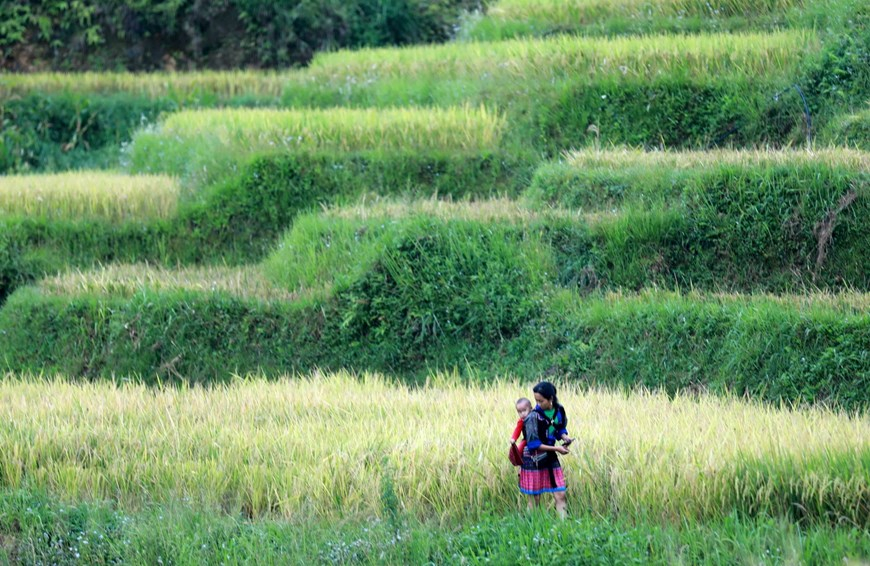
(1, 489, 868, 565)
(821, 107, 870, 149)
(1, 285, 868, 409)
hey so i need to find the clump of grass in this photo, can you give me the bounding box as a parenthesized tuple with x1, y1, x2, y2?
(126, 106, 505, 183)
(37, 263, 295, 301)
(525, 147, 868, 212)
(0, 172, 179, 222)
(0, 371, 866, 524)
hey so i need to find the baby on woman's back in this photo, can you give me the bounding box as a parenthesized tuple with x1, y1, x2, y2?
(510, 397, 533, 455)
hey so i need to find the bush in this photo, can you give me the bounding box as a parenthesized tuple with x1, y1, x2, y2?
(0, 92, 177, 173)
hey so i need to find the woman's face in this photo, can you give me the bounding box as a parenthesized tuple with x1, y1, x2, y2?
(534, 392, 552, 410)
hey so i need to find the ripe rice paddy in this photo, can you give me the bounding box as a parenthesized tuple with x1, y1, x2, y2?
(0, 172, 179, 222)
(1, 371, 866, 524)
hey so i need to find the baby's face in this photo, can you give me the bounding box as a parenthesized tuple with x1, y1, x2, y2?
(516, 403, 531, 419)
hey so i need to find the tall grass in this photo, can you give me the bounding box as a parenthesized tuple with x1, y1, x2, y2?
(820, 107, 870, 149)
(488, 0, 808, 22)
(0, 71, 290, 100)
(301, 30, 814, 85)
(0, 372, 866, 524)
(126, 106, 505, 182)
(525, 147, 869, 213)
(0, 172, 179, 222)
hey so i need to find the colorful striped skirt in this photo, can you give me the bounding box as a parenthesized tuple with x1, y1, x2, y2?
(518, 452, 566, 495)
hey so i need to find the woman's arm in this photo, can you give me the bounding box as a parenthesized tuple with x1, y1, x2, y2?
(537, 444, 569, 454)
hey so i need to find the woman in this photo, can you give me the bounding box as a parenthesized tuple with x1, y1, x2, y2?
(520, 381, 573, 518)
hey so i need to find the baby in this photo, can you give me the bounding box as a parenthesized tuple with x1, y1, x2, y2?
(510, 397, 533, 454)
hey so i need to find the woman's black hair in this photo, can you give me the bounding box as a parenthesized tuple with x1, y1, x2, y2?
(532, 381, 559, 409)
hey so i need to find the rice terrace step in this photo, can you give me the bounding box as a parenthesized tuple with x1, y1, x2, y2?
(0, 0, 868, 563)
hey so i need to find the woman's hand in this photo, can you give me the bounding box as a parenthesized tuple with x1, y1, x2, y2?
(561, 436, 574, 446)
(555, 445, 569, 455)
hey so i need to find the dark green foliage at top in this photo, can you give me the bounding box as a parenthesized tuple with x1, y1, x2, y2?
(0, 0, 481, 72)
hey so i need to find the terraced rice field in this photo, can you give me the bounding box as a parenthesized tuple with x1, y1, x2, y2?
(0, 0, 868, 562)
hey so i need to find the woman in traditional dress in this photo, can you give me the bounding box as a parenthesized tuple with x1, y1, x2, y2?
(519, 381, 573, 518)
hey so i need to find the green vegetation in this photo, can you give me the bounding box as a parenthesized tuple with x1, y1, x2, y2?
(0, 29, 827, 174)
(526, 149, 870, 289)
(3, 219, 869, 408)
(0, 151, 533, 302)
(2, 490, 867, 565)
(2, 0, 869, 561)
(821, 107, 870, 148)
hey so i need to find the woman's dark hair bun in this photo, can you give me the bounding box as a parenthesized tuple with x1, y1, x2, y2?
(533, 381, 559, 408)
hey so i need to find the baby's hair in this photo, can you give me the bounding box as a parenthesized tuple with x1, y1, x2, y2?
(516, 397, 532, 410)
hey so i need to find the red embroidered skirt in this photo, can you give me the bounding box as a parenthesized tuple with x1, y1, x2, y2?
(519, 452, 566, 495)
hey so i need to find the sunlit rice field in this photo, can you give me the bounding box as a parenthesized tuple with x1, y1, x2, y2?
(126, 106, 505, 179)
(0, 172, 179, 222)
(304, 30, 815, 82)
(0, 70, 291, 99)
(1, 372, 866, 525)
